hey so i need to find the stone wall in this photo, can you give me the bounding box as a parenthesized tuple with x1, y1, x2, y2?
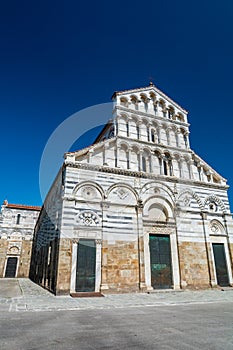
(0, 239, 8, 277)
(56, 238, 72, 295)
(17, 241, 32, 277)
(103, 239, 140, 293)
(178, 241, 210, 288)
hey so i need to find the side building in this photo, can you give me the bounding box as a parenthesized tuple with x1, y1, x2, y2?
(0, 200, 41, 278)
(30, 83, 233, 295)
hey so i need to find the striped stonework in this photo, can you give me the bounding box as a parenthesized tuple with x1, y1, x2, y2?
(30, 84, 233, 295)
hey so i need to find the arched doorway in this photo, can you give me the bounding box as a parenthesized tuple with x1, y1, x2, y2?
(143, 195, 180, 290)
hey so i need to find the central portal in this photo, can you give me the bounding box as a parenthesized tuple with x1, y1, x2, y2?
(76, 239, 96, 292)
(149, 234, 172, 289)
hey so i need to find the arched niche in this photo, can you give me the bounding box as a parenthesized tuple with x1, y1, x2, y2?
(177, 190, 204, 211)
(204, 195, 226, 213)
(147, 203, 168, 222)
(107, 183, 138, 205)
(209, 219, 226, 235)
(73, 182, 104, 201)
(141, 181, 175, 203)
(143, 196, 174, 221)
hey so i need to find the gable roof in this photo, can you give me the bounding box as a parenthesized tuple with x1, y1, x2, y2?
(3, 200, 41, 211)
(111, 82, 188, 114)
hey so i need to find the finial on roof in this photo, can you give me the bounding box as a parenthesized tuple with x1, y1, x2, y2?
(149, 76, 155, 86)
(3, 199, 8, 206)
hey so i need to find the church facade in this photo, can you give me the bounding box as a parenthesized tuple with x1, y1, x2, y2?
(30, 83, 233, 295)
(0, 200, 41, 278)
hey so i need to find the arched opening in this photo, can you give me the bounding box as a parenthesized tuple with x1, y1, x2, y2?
(147, 126, 150, 141)
(126, 121, 129, 137)
(167, 106, 175, 119)
(140, 94, 149, 112)
(177, 113, 185, 122)
(120, 97, 128, 107)
(136, 125, 140, 139)
(141, 150, 151, 173)
(142, 156, 146, 172)
(163, 153, 173, 176)
(130, 95, 139, 110)
(175, 132, 179, 147)
(158, 100, 165, 117)
(154, 150, 162, 174)
(151, 129, 155, 143)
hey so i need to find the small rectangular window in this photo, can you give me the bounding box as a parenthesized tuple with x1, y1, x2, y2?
(16, 214, 21, 225)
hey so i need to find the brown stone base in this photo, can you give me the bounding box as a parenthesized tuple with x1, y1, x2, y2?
(102, 240, 140, 293)
(178, 241, 210, 288)
(102, 288, 140, 294)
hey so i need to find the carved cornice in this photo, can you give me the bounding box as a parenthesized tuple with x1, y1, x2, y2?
(62, 195, 75, 201)
(143, 220, 176, 227)
(64, 162, 227, 190)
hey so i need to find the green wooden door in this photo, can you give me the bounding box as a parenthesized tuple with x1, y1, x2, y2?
(76, 239, 96, 292)
(213, 243, 229, 287)
(149, 234, 172, 289)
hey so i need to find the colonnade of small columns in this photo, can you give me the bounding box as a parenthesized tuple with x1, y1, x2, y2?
(82, 142, 221, 184)
(114, 145, 193, 179)
(117, 91, 186, 123)
(115, 115, 190, 149)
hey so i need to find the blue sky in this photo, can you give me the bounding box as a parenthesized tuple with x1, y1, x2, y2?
(0, 0, 233, 208)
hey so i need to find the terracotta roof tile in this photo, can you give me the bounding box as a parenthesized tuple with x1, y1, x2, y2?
(5, 203, 41, 211)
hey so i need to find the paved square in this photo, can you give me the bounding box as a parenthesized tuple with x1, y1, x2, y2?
(0, 279, 233, 349)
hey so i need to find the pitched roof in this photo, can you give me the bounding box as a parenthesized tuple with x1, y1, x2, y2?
(3, 200, 41, 211)
(111, 82, 188, 113)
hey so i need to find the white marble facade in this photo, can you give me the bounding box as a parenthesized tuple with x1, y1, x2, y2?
(31, 83, 233, 294)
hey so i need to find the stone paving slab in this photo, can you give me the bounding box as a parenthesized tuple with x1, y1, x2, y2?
(0, 278, 233, 313)
(0, 278, 22, 298)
